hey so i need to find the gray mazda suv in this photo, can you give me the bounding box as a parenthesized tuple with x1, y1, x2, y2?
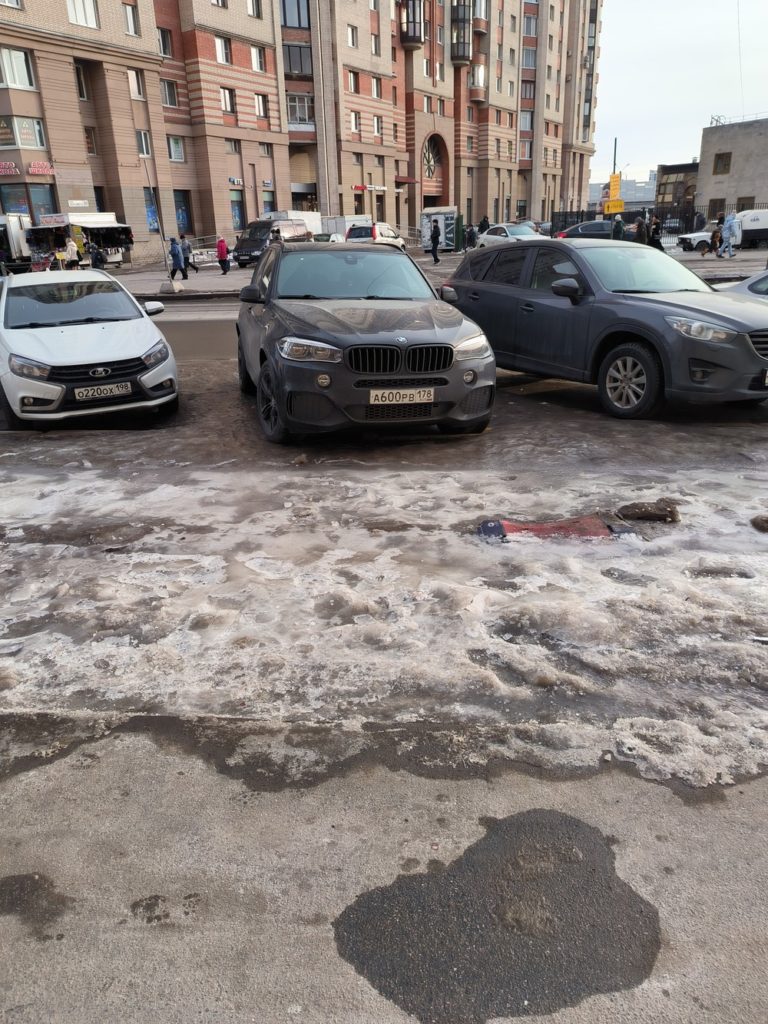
(442, 238, 768, 417)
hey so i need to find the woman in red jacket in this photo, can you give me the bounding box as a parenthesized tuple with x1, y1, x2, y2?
(216, 236, 230, 275)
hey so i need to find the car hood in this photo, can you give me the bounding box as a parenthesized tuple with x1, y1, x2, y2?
(620, 291, 768, 330)
(271, 299, 483, 345)
(2, 318, 161, 365)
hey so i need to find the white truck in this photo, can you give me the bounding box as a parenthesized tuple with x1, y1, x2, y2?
(321, 215, 372, 237)
(0, 213, 33, 272)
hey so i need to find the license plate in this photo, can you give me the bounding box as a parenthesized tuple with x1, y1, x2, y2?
(74, 381, 132, 401)
(369, 388, 434, 405)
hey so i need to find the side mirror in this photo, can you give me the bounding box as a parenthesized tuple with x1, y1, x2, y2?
(144, 301, 165, 317)
(239, 285, 265, 304)
(551, 277, 582, 301)
(441, 286, 458, 303)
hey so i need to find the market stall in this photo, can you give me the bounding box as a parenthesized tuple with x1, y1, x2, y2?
(26, 213, 133, 268)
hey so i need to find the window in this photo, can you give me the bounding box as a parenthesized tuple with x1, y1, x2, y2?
(348, 71, 359, 92)
(507, 140, 514, 157)
(488, 247, 527, 285)
(347, 25, 358, 47)
(283, 44, 312, 74)
(128, 68, 145, 99)
(370, 0, 378, 7)
(495, 109, 501, 124)
(508, 80, 514, 97)
(0, 48, 36, 89)
(713, 152, 732, 175)
(351, 110, 361, 132)
(467, 136, 473, 152)
(211, 0, 227, 5)
(136, 129, 151, 156)
(520, 139, 531, 159)
(371, 34, 380, 56)
(220, 86, 236, 112)
(437, 25, 444, 44)
(252, 46, 266, 72)
(522, 47, 536, 68)
(392, 86, 397, 105)
(508, 112, 513, 127)
(258, 141, 272, 155)
(373, 115, 383, 136)
(67, 0, 99, 28)
(215, 37, 232, 64)
(248, 0, 262, 16)
(519, 110, 532, 130)
(552, 148, 558, 166)
(524, 15, 537, 34)
(424, 20, 430, 39)
(509, 48, 516, 64)
(510, 13, 516, 30)
(255, 93, 269, 118)
(424, 96, 431, 113)
(375, 155, 384, 167)
(497, 43, 503, 59)
(548, 34, 553, 49)
(496, 76, 502, 92)
(84, 126, 97, 155)
(531, 251, 579, 292)
(352, 151, 362, 164)
(158, 28, 173, 57)
(546, 64, 552, 80)
(0, 0, 22, 6)
(287, 94, 314, 124)
(167, 135, 185, 161)
(372, 76, 382, 98)
(437, 62, 444, 81)
(543, 146, 548, 163)
(521, 81, 535, 99)
(466, 106, 473, 122)
(437, 98, 444, 115)
(281, 0, 309, 28)
(423, 58, 431, 76)
(737, 195, 755, 211)
(225, 137, 241, 153)
(123, 4, 139, 35)
(160, 79, 178, 106)
(392, 123, 398, 141)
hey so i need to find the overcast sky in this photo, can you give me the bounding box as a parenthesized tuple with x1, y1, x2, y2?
(590, 0, 766, 184)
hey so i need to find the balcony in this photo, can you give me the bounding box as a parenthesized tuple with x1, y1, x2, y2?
(400, 0, 424, 50)
(472, 0, 489, 33)
(450, 2, 472, 65)
(468, 59, 486, 102)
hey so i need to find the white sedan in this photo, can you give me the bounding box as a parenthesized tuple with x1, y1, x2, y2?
(678, 223, 719, 253)
(476, 223, 539, 247)
(0, 270, 178, 428)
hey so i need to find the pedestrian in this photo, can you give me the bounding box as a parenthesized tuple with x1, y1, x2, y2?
(90, 245, 106, 270)
(718, 212, 737, 258)
(648, 216, 663, 250)
(169, 237, 187, 280)
(611, 214, 625, 241)
(430, 218, 441, 264)
(633, 217, 648, 245)
(465, 223, 477, 250)
(702, 224, 722, 257)
(180, 233, 198, 274)
(64, 236, 80, 270)
(478, 214, 490, 234)
(216, 235, 230, 275)
(694, 211, 706, 232)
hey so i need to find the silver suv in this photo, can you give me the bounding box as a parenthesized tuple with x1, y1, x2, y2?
(345, 222, 406, 251)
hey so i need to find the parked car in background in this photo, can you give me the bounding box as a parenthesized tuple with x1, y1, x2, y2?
(663, 218, 682, 233)
(441, 237, 768, 418)
(345, 222, 406, 251)
(714, 269, 768, 299)
(312, 233, 344, 243)
(232, 219, 312, 268)
(556, 220, 613, 239)
(0, 270, 178, 428)
(476, 223, 538, 247)
(678, 223, 719, 253)
(236, 243, 496, 442)
(538, 222, 552, 237)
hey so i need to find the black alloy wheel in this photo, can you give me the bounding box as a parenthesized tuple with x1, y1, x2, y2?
(0, 388, 33, 430)
(256, 362, 291, 443)
(238, 342, 257, 394)
(597, 342, 664, 419)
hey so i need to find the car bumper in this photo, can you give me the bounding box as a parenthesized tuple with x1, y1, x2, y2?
(0, 358, 179, 421)
(273, 357, 496, 432)
(664, 336, 768, 402)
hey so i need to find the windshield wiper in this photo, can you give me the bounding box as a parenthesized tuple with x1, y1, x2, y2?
(278, 294, 323, 300)
(9, 320, 65, 328)
(68, 316, 135, 324)
(364, 294, 412, 300)
(611, 288, 654, 293)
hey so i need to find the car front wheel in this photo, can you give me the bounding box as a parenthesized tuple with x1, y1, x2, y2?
(597, 342, 663, 419)
(256, 362, 291, 443)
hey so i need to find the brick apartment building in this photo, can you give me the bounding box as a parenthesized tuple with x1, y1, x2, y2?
(0, 0, 602, 262)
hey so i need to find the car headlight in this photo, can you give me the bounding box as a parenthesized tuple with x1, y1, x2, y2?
(142, 341, 170, 368)
(664, 316, 737, 344)
(9, 354, 51, 379)
(455, 333, 492, 360)
(277, 337, 342, 362)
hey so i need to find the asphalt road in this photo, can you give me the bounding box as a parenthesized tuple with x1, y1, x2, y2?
(1, 310, 768, 1023)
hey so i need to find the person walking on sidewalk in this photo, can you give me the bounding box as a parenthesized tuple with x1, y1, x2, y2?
(430, 219, 441, 265)
(216, 236, 230, 275)
(718, 212, 737, 258)
(64, 236, 80, 270)
(180, 234, 198, 274)
(478, 215, 490, 234)
(168, 237, 187, 280)
(611, 214, 625, 241)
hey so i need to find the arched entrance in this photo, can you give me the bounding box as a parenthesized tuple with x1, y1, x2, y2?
(421, 133, 450, 207)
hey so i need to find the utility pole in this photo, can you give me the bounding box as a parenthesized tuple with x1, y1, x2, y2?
(612, 138, 617, 175)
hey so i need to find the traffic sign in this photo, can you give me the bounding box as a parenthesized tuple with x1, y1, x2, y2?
(604, 199, 625, 214)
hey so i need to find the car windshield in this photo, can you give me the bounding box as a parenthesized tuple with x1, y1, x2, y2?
(4, 280, 142, 329)
(346, 226, 373, 239)
(507, 225, 538, 236)
(578, 246, 711, 294)
(246, 224, 272, 240)
(275, 250, 434, 300)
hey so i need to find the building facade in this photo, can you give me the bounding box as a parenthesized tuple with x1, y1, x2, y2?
(0, 0, 603, 261)
(695, 117, 768, 218)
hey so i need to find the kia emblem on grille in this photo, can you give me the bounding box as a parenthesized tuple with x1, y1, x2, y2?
(394, 337, 407, 345)
(89, 367, 111, 378)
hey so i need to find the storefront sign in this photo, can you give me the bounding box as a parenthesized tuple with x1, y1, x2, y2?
(352, 185, 367, 192)
(27, 161, 54, 175)
(40, 213, 69, 226)
(228, 176, 243, 185)
(68, 199, 90, 208)
(0, 118, 14, 147)
(16, 119, 40, 148)
(262, 179, 273, 187)
(367, 185, 387, 192)
(0, 161, 20, 176)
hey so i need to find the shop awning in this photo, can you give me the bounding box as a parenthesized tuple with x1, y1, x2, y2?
(394, 175, 418, 184)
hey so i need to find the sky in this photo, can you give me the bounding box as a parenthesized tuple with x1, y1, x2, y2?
(590, 0, 767, 184)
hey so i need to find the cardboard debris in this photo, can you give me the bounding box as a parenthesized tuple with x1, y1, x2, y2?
(616, 498, 680, 523)
(477, 516, 633, 541)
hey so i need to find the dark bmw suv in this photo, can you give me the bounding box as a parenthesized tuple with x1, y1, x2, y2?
(236, 243, 496, 442)
(442, 238, 768, 418)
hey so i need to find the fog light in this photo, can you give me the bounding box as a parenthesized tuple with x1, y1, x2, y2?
(316, 373, 332, 388)
(463, 370, 476, 384)
(690, 369, 710, 382)
(23, 396, 34, 406)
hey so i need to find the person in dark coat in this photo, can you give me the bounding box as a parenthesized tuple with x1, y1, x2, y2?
(180, 234, 198, 274)
(430, 219, 441, 264)
(694, 211, 706, 232)
(611, 214, 625, 240)
(633, 217, 648, 245)
(169, 237, 187, 280)
(478, 215, 490, 234)
(648, 216, 664, 250)
(464, 223, 477, 250)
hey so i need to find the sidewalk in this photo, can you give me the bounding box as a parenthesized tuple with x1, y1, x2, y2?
(115, 244, 767, 301)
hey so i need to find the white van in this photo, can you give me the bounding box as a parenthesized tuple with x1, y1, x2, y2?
(737, 209, 768, 249)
